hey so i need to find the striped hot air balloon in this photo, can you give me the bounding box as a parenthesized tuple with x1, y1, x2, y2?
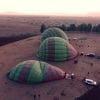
(41, 27, 68, 42)
(7, 60, 66, 84)
(37, 37, 78, 61)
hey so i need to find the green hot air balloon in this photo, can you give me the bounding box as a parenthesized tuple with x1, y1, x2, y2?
(37, 37, 78, 61)
(41, 27, 68, 42)
(7, 60, 65, 84)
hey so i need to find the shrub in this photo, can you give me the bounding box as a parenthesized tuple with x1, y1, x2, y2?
(40, 24, 46, 33)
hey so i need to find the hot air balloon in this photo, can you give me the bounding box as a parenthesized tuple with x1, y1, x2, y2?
(7, 60, 65, 84)
(37, 37, 78, 61)
(41, 27, 68, 42)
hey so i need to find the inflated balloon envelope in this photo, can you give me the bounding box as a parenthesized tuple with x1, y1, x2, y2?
(7, 60, 66, 84)
(41, 27, 69, 42)
(37, 37, 78, 61)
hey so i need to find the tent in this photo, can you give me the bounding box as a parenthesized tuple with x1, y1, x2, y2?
(37, 37, 78, 61)
(41, 27, 68, 42)
(7, 60, 65, 84)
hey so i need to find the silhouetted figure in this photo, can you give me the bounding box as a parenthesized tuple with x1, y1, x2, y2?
(70, 73, 75, 79)
(38, 94, 40, 100)
(33, 94, 36, 100)
(61, 90, 66, 96)
(87, 72, 90, 75)
(90, 63, 93, 66)
(80, 52, 84, 56)
(74, 60, 78, 64)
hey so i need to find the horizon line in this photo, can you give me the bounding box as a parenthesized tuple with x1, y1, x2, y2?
(0, 12, 100, 17)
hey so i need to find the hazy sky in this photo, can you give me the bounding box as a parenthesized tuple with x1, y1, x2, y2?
(0, 0, 100, 16)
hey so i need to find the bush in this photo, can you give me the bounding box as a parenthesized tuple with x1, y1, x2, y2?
(61, 24, 67, 31)
(67, 24, 76, 31)
(40, 24, 46, 33)
(45, 23, 100, 33)
(77, 24, 88, 32)
(87, 24, 92, 32)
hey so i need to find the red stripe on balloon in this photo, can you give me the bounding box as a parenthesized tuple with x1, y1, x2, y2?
(44, 74, 65, 82)
(67, 51, 79, 60)
(48, 38, 55, 61)
(19, 61, 33, 83)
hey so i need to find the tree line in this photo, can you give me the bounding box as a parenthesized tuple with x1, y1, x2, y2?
(40, 23, 100, 33)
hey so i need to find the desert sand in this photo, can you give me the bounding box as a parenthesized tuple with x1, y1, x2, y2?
(0, 15, 100, 100)
(1, 15, 100, 36)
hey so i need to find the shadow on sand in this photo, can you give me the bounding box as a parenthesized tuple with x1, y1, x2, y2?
(0, 33, 36, 46)
(76, 85, 100, 100)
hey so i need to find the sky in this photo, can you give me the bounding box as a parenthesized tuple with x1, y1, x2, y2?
(0, 0, 100, 16)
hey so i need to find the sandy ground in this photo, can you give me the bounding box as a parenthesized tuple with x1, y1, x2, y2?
(0, 15, 100, 100)
(0, 33, 100, 100)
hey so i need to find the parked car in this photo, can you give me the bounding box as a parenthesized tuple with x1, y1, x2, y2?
(86, 53, 95, 57)
(84, 79, 97, 86)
